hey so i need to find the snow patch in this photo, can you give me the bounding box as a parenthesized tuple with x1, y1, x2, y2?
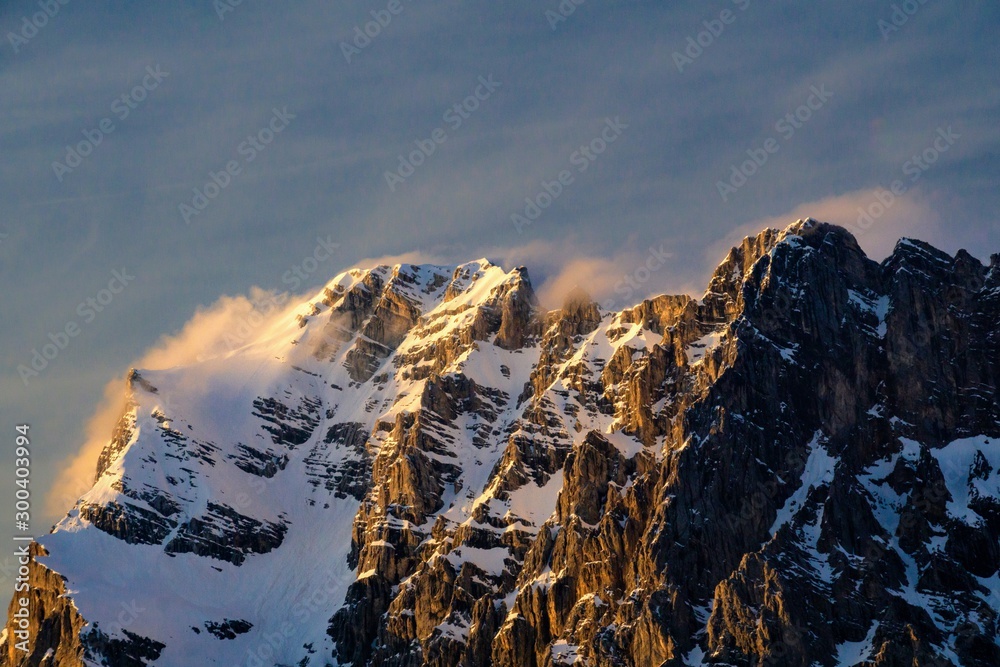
(930, 435, 1000, 525)
(686, 330, 724, 364)
(768, 432, 835, 536)
(835, 621, 878, 665)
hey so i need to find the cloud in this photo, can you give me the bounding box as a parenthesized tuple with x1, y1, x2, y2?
(483, 238, 689, 310)
(45, 378, 129, 516)
(143, 288, 297, 367)
(329, 237, 692, 311)
(348, 250, 448, 271)
(534, 255, 629, 309)
(45, 287, 304, 517)
(708, 187, 944, 267)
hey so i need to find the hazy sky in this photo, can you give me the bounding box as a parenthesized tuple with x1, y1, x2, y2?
(0, 1, 997, 589)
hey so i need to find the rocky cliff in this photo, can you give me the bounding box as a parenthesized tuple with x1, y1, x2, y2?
(3, 220, 999, 666)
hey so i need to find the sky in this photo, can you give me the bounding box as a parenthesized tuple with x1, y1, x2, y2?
(0, 1, 998, 589)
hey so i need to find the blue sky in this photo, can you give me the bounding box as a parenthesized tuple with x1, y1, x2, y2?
(0, 1, 997, 586)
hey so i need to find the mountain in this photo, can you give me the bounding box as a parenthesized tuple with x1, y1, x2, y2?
(3, 220, 1000, 667)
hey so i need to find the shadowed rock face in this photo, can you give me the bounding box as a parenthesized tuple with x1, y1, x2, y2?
(5, 223, 1000, 667)
(2, 544, 165, 667)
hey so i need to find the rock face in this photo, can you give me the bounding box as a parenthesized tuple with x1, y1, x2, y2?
(3, 224, 1000, 667)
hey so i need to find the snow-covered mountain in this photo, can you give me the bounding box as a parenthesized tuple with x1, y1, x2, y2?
(4, 220, 1000, 667)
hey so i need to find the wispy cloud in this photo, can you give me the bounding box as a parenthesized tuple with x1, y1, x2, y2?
(45, 287, 303, 515)
(5, 0, 998, 534)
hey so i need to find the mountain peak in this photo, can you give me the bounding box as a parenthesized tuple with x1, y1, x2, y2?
(6, 223, 999, 667)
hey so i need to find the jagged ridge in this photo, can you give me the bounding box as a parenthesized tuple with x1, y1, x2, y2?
(3, 222, 1000, 667)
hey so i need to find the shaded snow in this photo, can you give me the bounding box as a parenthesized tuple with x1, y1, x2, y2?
(930, 435, 1000, 525)
(834, 621, 877, 665)
(768, 432, 834, 536)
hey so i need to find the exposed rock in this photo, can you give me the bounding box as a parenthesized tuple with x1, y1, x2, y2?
(5, 222, 999, 667)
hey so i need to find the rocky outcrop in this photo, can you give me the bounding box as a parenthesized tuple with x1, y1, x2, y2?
(489, 221, 1000, 667)
(5, 223, 999, 667)
(2, 544, 86, 667)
